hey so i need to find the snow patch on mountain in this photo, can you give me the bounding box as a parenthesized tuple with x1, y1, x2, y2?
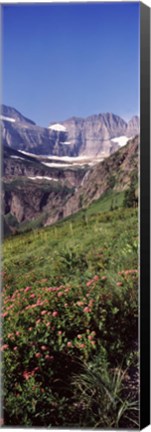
(48, 123, 66, 132)
(28, 176, 58, 182)
(0, 115, 16, 123)
(111, 136, 132, 147)
(19, 150, 37, 157)
(10, 155, 25, 160)
(42, 162, 74, 168)
(60, 141, 71, 145)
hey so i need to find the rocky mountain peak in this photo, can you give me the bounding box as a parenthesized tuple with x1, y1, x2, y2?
(126, 115, 140, 137)
(1, 104, 140, 158)
(1, 104, 36, 126)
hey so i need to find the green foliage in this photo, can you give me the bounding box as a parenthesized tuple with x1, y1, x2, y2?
(71, 359, 139, 428)
(3, 177, 74, 196)
(123, 175, 138, 208)
(79, 194, 83, 209)
(2, 206, 138, 427)
(108, 174, 116, 189)
(18, 213, 48, 233)
(5, 213, 19, 229)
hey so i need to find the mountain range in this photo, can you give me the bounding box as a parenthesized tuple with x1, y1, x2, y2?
(1, 104, 139, 235)
(1, 105, 140, 158)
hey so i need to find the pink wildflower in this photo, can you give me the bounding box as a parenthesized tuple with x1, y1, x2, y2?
(30, 294, 35, 299)
(41, 345, 47, 351)
(116, 282, 123, 287)
(77, 334, 82, 340)
(23, 371, 30, 380)
(0, 344, 8, 351)
(36, 319, 41, 325)
(52, 311, 58, 317)
(89, 299, 94, 307)
(67, 341, 72, 347)
(91, 331, 96, 336)
(45, 354, 53, 360)
(8, 333, 13, 338)
(16, 331, 20, 336)
(93, 275, 99, 282)
(77, 301, 84, 307)
(58, 291, 63, 297)
(101, 276, 107, 281)
(86, 279, 93, 287)
(24, 287, 31, 292)
(83, 306, 90, 313)
(7, 305, 14, 311)
(13, 346, 18, 351)
(79, 343, 85, 349)
(91, 341, 96, 346)
(65, 288, 70, 293)
(35, 352, 41, 358)
(58, 331, 62, 336)
(46, 322, 51, 327)
(41, 310, 47, 316)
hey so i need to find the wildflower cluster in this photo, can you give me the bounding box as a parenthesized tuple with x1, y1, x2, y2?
(2, 268, 138, 427)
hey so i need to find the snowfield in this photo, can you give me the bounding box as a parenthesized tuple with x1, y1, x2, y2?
(10, 155, 25, 160)
(28, 176, 58, 181)
(111, 136, 132, 147)
(60, 141, 72, 145)
(48, 123, 67, 132)
(0, 115, 16, 123)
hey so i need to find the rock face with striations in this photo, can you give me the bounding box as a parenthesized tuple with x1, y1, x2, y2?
(2, 135, 139, 233)
(126, 116, 140, 137)
(62, 135, 139, 219)
(61, 113, 128, 157)
(1, 105, 65, 156)
(1, 105, 140, 158)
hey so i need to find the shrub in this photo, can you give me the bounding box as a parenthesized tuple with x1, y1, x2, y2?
(2, 270, 138, 427)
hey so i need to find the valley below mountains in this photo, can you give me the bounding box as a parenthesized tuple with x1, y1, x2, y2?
(1, 105, 139, 235)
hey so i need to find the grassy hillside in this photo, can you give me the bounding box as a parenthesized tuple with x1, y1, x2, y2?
(2, 203, 138, 428)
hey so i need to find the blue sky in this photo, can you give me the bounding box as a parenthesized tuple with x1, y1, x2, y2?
(2, 3, 140, 127)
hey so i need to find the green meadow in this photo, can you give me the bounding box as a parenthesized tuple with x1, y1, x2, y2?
(2, 194, 139, 428)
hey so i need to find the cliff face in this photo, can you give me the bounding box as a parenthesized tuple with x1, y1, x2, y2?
(3, 180, 73, 225)
(1, 105, 140, 157)
(2, 135, 138, 233)
(3, 146, 86, 187)
(2, 146, 86, 231)
(126, 116, 140, 137)
(62, 135, 139, 218)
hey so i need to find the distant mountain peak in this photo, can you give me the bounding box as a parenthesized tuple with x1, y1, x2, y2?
(127, 115, 140, 137)
(1, 104, 36, 126)
(1, 104, 140, 158)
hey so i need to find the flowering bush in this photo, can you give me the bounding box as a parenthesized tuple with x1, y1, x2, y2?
(2, 269, 138, 426)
